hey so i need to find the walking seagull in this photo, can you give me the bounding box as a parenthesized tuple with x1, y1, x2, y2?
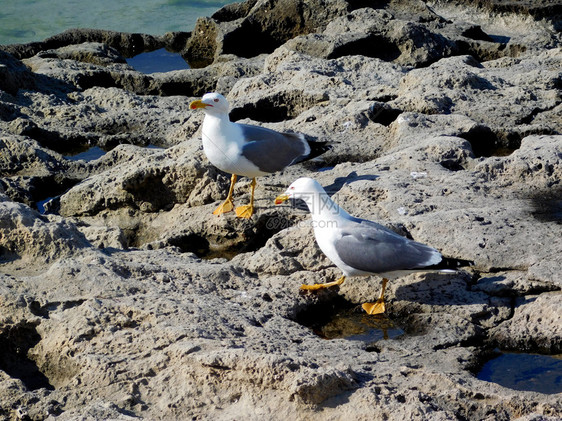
(275, 177, 443, 314)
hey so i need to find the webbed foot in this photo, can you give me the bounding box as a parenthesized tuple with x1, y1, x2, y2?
(213, 198, 234, 215)
(235, 204, 254, 219)
(362, 278, 389, 315)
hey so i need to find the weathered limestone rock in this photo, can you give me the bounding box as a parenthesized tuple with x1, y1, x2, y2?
(185, 0, 350, 67)
(489, 292, 562, 354)
(0, 0, 561, 419)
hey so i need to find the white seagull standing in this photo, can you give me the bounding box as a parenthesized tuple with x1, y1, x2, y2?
(275, 177, 443, 314)
(190, 93, 330, 218)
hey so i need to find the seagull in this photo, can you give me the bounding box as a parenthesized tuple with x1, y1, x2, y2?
(190, 93, 330, 218)
(275, 177, 443, 314)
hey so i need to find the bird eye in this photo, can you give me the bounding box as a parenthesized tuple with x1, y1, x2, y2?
(214, 98, 219, 102)
(289, 186, 294, 190)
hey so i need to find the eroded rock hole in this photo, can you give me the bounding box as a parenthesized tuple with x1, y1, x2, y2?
(32, 176, 80, 214)
(347, 0, 390, 10)
(458, 126, 520, 157)
(169, 213, 288, 260)
(14, 121, 93, 156)
(461, 25, 495, 42)
(123, 172, 177, 212)
(328, 35, 402, 62)
(168, 233, 211, 256)
(230, 101, 290, 123)
(222, 20, 283, 58)
(440, 159, 465, 171)
(230, 92, 328, 123)
(0, 176, 79, 214)
(294, 296, 404, 342)
(368, 102, 402, 126)
(0, 323, 53, 391)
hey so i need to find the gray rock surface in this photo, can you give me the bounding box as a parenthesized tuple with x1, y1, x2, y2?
(1, 0, 561, 419)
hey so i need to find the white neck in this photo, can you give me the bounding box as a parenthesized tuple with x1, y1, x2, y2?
(203, 111, 230, 125)
(300, 189, 349, 222)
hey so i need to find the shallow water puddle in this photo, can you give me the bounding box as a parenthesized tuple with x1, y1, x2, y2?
(126, 48, 189, 73)
(477, 351, 562, 394)
(316, 309, 404, 341)
(299, 304, 404, 342)
(64, 146, 106, 162)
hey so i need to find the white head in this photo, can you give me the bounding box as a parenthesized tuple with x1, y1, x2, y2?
(275, 177, 338, 216)
(189, 92, 230, 116)
(275, 177, 324, 202)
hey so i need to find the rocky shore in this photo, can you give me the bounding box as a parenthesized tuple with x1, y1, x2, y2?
(1, 0, 561, 419)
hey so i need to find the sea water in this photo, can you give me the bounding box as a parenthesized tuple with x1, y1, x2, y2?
(0, 0, 233, 45)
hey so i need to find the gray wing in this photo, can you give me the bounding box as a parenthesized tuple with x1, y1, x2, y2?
(334, 218, 442, 274)
(238, 123, 309, 173)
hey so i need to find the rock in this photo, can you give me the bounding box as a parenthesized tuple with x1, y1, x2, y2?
(35, 42, 128, 66)
(185, 0, 350, 67)
(0, 200, 90, 269)
(286, 8, 458, 67)
(489, 293, 562, 353)
(1, 28, 164, 60)
(149, 54, 265, 96)
(0, 0, 561, 419)
(393, 51, 562, 144)
(0, 51, 36, 95)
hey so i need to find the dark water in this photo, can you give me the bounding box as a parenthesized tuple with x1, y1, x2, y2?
(478, 352, 562, 394)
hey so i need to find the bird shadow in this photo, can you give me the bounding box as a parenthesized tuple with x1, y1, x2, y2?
(390, 270, 518, 311)
(323, 171, 379, 197)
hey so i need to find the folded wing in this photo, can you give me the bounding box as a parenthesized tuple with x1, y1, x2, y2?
(239, 124, 310, 173)
(334, 219, 442, 274)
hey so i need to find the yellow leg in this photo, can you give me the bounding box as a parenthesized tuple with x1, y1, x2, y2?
(235, 177, 256, 218)
(213, 174, 237, 216)
(301, 275, 345, 291)
(362, 278, 389, 315)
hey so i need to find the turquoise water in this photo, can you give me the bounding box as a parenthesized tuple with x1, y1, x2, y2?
(0, 0, 233, 45)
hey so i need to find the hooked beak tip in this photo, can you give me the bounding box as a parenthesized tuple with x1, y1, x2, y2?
(190, 99, 210, 110)
(274, 194, 289, 205)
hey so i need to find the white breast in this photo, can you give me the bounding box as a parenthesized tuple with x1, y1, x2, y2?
(201, 117, 267, 178)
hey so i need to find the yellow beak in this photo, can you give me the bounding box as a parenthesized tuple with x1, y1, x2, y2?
(190, 99, 210, 110)
(274, 194, 289, 205)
